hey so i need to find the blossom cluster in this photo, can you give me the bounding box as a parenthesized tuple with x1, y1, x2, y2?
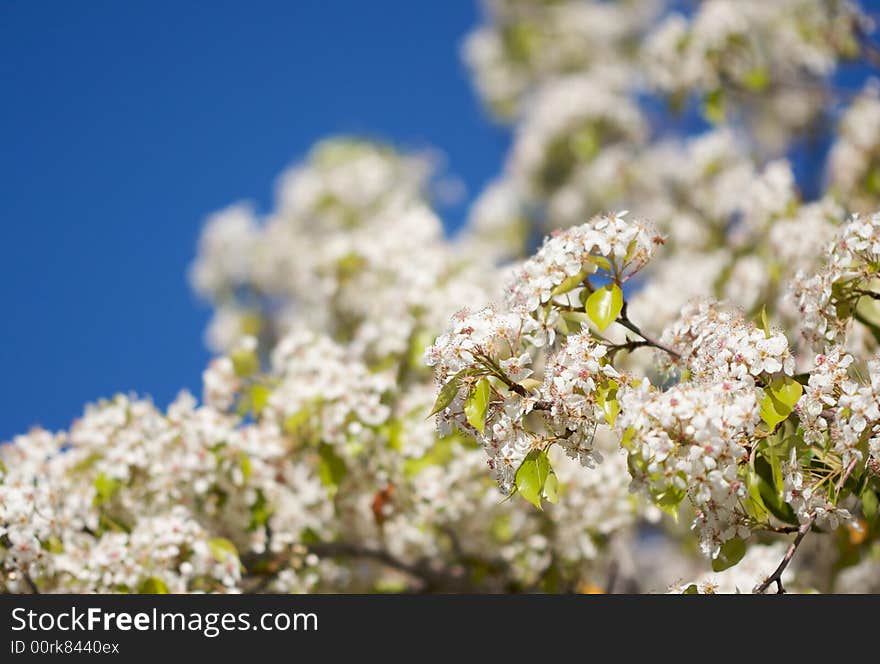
(792, 211, 880, 348)
(618, 378, 758, 558)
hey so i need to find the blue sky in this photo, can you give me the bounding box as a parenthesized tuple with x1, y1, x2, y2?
(1, 2, 877, 441)
(0, 1, 510, 439)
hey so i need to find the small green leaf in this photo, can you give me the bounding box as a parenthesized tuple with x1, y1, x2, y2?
(543, 472, 559, 504)
(138, 577, 169, 594)
(585, 284, 623, 332)
(772, 376, 803, 409)
(746, 469, 771, 521)
(754, 455, 799, 525)
(570, 124, 599, 161)
(755, 305, 771, 338)
(742, 67, 770, 92)
(465, 378, 491, 434)
(518, 378, 542, 392)
(249, 384, 271, 416)
(590, 256, 612, 272)
(208, 537, 238, 563)
(711, 537, 747, 572)
(41, 536, 64, 554)
(429, 368, 478, 417)
(654, 485, 685, 521)
(703, 88, 725, 124)
(238, 452, 252, 481)
(760, 376, 803, 429)
(559, 310, 589, 335)
(551, 270, 589, 297)
(861, 486, 879, 523)
(248, 489, 271, 531)
(230, 347, 259, 378)
(620, 426, 636, 450)
(597, 380, 620, 426)
(515, 449, 554, 510)
(283, 408, 311, 435)
(682, 584, 700, 594)
(93, 473, 121, 506)
(317, 443, 347, 493)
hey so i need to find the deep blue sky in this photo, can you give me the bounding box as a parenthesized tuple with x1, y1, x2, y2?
(1, 2, 877, 441)
(0, 0, 510, 439)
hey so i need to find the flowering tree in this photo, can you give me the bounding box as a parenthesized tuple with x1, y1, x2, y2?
(4, 0, 880, 594)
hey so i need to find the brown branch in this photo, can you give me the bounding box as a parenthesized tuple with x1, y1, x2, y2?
(852, 288, 880, 301)
(551, 300, 681, 359)
(22, 572, 39, 594)
(753, 456, 859, 594)
(477, 353, 552, 410)
(617, 302, 681, 359)
(606, 338, 652, 361)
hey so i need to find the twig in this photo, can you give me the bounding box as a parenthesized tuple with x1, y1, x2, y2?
(606, 338, 652, 361)
(617, 302, 681, 359)
(22, 573, 39, 594)
(478, 353, 552, 410)
(551, 301, 681, 359)
(753, 456, 859, 594)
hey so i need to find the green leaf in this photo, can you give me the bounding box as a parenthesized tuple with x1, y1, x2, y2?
(742, 67, 770, 93)
(248, 489, 271, 531)
(317, 443, 347, 493)
(620, 426, 636, 451)
(41, 536, 64, 554)
(559, 310, 589, 335)
(543, 472, 559, 504)
(464, 378, 491, 434)
(230, 347, 259, 378)
(208, 537, 238, 563)
(283, 408, 311, 435)
(654, 485, 685, 521)
(518, 378, 542, 392)
(746, 468, 771, 521)
(429, 368, 478, 417)
(551, 270, 589, 297)
(238, 452, 252, 481)
(760, 376, 803, 429)
(682, 584, 700, 595)
(861, 486, 879, 523)
(138, 577, 169, 594)
(570, 124, 599, 161)
(755, 305, 771, 338)
(711, 537, 747, 572)
(754, 456, 799, 525)
(93, 473, 121, 506)
(585, 284, 623, 332)
(589, 256, 612, 272)
(249, 384, 271, 416)
(515, 449, 555, 510)
(703, 88, 725, 124)
(597, 380, 620, 426)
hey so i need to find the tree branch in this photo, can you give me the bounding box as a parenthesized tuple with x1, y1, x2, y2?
(617, 302, 681, 359)
(753, 456, 859, 594)
(551, 301, 681, 359)
(22, 572, 39, 594)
